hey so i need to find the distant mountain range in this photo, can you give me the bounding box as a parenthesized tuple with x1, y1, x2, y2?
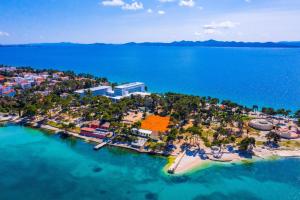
(1, 40, 300, 48)
(123, 40, 300, 48)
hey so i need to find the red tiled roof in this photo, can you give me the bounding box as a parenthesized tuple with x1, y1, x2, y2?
(81, 127, 95, 132)
(3, 89, 14, 94)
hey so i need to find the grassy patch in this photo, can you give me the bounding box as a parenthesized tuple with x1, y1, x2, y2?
(256, 140, 264, 146)
(69, 127, 80, 134)
(279, 140, 300, 148)
(202, 129, 214, 138)
(235, 137, 244, 144)
(247, 128, 260, 136)
(241, 116, 254, 122)
(47, 121, 63, 129)
(163, 156, 176, 170)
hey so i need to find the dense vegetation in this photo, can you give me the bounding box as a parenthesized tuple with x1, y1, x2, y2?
(1, 66, 299, 153)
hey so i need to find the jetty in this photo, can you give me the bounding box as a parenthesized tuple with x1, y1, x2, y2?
(168, 151, 186, 174)
(40, 125, 61, 133)
(39, 123, 109, 150)
(94, 141, 108, 150)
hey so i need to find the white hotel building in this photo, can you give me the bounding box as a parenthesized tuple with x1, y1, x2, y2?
(74, 82, 149, 100)
(74, 86, 112, 97)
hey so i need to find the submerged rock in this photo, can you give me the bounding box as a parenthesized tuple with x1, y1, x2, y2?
(93, 166, 103, 173)
(170, 175, 190, 183)
(145, 192, 158, 200)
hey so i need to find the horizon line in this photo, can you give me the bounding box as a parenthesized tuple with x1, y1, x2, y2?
(1, 39, 300, 46)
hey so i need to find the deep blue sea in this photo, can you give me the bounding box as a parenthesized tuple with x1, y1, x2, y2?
(0, 45, 300, 110)
(0, 125, 300, 200)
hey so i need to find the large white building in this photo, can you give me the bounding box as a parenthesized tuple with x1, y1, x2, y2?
(114, 82, 145, 96)
(75, 86, 112, 97)
(74, 82, 149, 100)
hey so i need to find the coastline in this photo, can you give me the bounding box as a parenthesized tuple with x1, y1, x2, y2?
(3, 118, 168, 155)
(165, 148, 300, 175)
(3, 117, 300, 176)
(2, 116, 300, 200)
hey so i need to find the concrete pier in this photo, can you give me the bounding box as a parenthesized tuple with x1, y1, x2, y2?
(94, 142, 107, 150)
(168, 151, 186, 174)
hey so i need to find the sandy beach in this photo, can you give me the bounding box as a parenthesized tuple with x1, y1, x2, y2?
(171, 152, 242, 174)
(173, 154, 211, 174)
(169, 148, 300, 175)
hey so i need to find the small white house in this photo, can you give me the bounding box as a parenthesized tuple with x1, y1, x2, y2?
(131, 128, 152, 138)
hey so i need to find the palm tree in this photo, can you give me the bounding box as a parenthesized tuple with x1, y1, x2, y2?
(266, 131, 280, 147)
(238, 137, 256, 154)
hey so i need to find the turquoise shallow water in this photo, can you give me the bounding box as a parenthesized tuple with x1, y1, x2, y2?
(0, 45, 300, 110)
(0, 125, 300, 200)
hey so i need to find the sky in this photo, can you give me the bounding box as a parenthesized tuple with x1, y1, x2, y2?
(0, 0, 300, 44)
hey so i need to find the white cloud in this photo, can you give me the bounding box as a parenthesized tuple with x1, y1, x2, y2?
(203, 21, 239, 30)
(195, 29, 220, 36)
(194, 32, 202, 36)
(0, 31, 9, 37)
(193, 9, 300, 42)
(122, 1, 143, 10)
(203, 29, 220, 35)
(158, 10, 166, 15)
(196, 21, 239, 36)
(159, 0, 175, 2)
(147, 8, 153, 13)
(179, 0, 195, 7)
(101, 0, 125, 6)
(102, 0, 143, 11)
(219, 21, 240, 29)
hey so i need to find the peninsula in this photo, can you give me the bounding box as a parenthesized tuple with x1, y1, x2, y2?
(0, 65, 300, 174)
